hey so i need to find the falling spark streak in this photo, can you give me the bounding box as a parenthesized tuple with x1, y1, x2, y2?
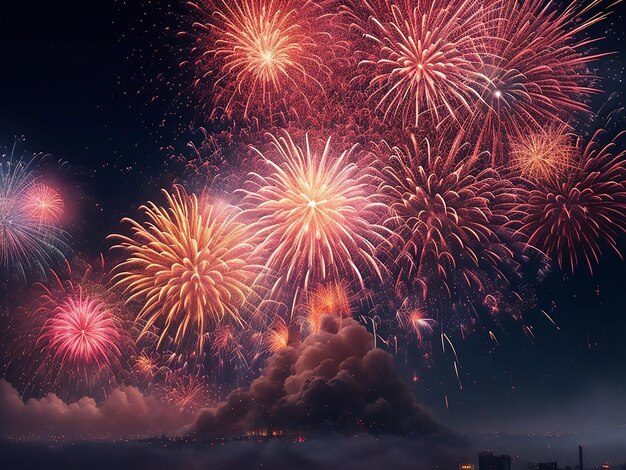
(540, 309, 560, 330)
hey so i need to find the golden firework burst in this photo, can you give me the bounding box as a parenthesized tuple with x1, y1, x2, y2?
(110, 186, 257, 355)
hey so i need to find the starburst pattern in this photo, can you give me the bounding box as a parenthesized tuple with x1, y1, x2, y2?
(110, 186, 257, 355)
(243, 132, 385, 295)
(349, 0, 489, 127)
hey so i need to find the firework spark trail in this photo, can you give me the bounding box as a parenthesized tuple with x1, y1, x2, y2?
(348, 0, 490, 128)
(516, 129, 626, 274)
(467, 0, 613, 161)
(377, 135, 520, 301)
(183, 0, 331, 121)
(110, 186, 258, 356)
(243, 132, 386, 300)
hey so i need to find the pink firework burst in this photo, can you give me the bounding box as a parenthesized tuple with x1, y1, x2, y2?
(243, 131, 386, 296)
(23, 183, 64, 223)
(38, 288, 121, 369)
(516, 129, 626, 274)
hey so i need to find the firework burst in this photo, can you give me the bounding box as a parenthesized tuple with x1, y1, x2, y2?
(3, 259, 128, 398)
(466, 0, 612, 161)
(516, 129, 626, 273)
(377, 135, 520, 300)
(0, 157, 66, 278)
(305, 281, 353, 333)
(184, 0, 330, 121)
(38, 289, 121, 369)
(163, 373, 208, 412)
(243, 132, 385, 297)
(110, 186, 258, 356)
(396, 298, 437, 343)
(510, 125, 576, 183)
(23, 183, 64, 223)
(349, 0, 489, 128)
(266, 318, 290, 353)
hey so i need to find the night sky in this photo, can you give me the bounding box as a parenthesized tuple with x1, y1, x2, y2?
(1, 0, 626, 468)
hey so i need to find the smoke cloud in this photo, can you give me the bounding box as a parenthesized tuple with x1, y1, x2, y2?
(189, 317, 442, 437)
(0, 379, 191, 440)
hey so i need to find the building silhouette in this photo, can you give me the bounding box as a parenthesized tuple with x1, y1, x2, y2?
(479, 451, 512, 470)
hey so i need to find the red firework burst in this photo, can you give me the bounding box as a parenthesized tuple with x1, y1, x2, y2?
(348, 0, 489, 128)
(182, 0, 332, 122)
(466, 0, 612, 161)
(516, 129, 626, 273)
(377, 135, 519, 299)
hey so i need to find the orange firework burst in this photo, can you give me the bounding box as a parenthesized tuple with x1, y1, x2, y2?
(110, 186, 257, 355)
(185, 0, 329, 120)
(378, 136, 519, 299)
(305, 281, 352, 333)
(23, 183, 64, 223)
(467, 0, 611, 161)
(243, 132, 385, 295)
(349, 0, 489, 128)
(511, 126, 575, 182)
(516, 129, 626, 273)
(164, 373, 208, 412)
(266, 318, 290, 353)
(134, 351, 159, 377)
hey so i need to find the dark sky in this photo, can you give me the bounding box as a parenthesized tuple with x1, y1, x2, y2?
(1, 0, 626, 464)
